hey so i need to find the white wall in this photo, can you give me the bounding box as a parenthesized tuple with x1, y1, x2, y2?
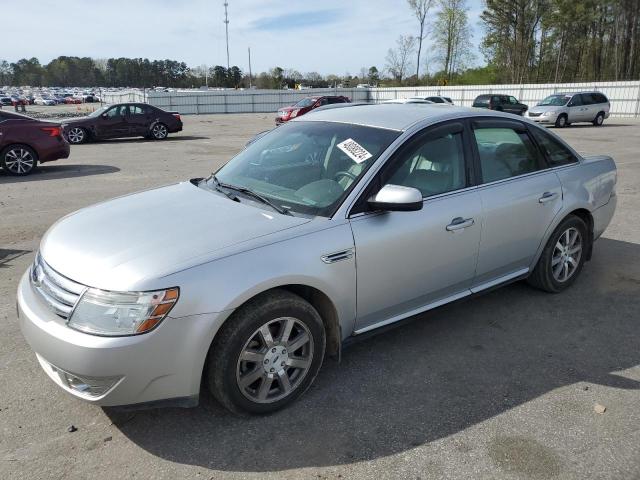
(101, 81, 640, 117)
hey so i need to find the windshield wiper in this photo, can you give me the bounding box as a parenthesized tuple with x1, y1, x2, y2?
(216, 179, 291, 216)
(208, 175, 240, 202)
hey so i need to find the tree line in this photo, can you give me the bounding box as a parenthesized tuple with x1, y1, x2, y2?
(1, 0, 639, 89)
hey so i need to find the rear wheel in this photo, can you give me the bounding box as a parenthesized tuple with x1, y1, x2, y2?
(67, 127, 87, 144)
(1, 145, 37, 175)
(150, 123, 168, 140)
(528, 215, 588, 293)
(555, 114, 568, 128)
(207, 290, 325, 414)
(593, 112, 605, 126)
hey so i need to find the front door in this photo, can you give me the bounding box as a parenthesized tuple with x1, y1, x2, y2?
(566, 94, 586, 123)
(96, 105, 130, 138)
(470, 119, 562, 288)
(350, 121, 482, 332)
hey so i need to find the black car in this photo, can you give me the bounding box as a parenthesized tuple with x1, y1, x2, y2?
(472, 94, 528, 115)
(63, 103, 183, 144)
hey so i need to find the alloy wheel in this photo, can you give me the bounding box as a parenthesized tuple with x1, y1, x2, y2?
(4, 148, 35, 174)
(152, 124, 168, 139)
(551, 227, 582, 282)
(67, 127, 85, 144)
(236, 317, 314, 404)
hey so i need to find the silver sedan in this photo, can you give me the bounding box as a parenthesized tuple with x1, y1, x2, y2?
(17, 104, 617, 414)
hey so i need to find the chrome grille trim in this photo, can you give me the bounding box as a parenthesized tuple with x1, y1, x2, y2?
(31, 253, 85, 319)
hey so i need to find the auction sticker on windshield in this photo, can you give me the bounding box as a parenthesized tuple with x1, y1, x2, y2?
(337, 138, 373, 164)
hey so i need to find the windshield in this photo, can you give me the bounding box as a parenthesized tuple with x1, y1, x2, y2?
(538, 94, 571, 106)
(206, 121, 399, 217)
(294, 98, 316, 108)
(88, 105, 110, 117)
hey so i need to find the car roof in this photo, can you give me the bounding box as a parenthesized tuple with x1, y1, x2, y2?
(296, 103, 516, 131)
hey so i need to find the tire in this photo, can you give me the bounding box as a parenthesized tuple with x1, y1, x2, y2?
(527, 215, 588, 293)
(150, 123, 168, 140)
(555, 114, 568, 128)
(592, 112, 605, 126)
(207, 289, 326, 415)
(1, 145, 37, 176)
(67, 126, 88, 144)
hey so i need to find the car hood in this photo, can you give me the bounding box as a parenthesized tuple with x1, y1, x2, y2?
(529, 105, 565, 114)
(40, 181, 310, 290)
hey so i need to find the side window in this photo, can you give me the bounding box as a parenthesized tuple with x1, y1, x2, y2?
(105, 107, 120, 118)
(530, 127, 578, 167)
(509, 96, 518, 105)
(473, 127, 542, 183)
(129, 106, 144, 115)
(327, 97, 342, 104)
(569, 95, 582, 106)
(386, 128, 467, 197)
(317, 98, 329, 106)
(491, 95, 501, 105)
(594, 93, 608, 104)
(581, 93, 595, 105)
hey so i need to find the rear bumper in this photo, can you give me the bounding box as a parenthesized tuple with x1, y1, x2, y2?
(39, 139, 70, 163)
(17, 271, 228, 407)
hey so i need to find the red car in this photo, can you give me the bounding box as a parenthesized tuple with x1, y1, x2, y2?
(276, 95, 350, 125)
(0, 111, 70, 176)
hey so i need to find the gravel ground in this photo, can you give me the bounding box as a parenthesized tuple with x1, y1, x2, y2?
(1, 114, 639, 480)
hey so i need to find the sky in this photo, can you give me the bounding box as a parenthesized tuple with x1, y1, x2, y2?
(2, 0, 485, 75)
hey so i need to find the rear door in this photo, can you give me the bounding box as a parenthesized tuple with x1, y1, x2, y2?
(350, 121, 482, 331)
(127, 105, 148, 135)
(470, 118, 562, 288)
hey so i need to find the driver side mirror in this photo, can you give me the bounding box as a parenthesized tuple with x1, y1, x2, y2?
(367, 184, 423, 212)
(101, 113, 108, 119)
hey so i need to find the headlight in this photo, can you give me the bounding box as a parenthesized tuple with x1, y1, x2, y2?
(543, 110, 557, 116)
(290, 109, 300, 118)
(68, 287, 179, 336)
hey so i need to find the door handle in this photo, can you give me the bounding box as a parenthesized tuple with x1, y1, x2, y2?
(539, 192, 558, 203)
(446, 217, 474, 231)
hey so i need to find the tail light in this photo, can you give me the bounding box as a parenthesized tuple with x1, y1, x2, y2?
(40, 126, 62, 137)
(172, 113, 181, 121)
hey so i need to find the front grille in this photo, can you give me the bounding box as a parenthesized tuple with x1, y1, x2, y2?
(528, 111, 542, 117)
(31, 253, 86, 319)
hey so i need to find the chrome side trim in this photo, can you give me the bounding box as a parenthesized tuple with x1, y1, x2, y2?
(470, 268, 529, 294)
(321, 248, 354, 264)
(353, 290, 470, 335)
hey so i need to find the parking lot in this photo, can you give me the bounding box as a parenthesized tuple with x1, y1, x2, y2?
(1, 114, 639, 479)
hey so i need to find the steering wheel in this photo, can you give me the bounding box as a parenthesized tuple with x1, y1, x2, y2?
(334, 171, 357, 182)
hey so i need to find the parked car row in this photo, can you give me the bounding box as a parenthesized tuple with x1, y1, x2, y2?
(471, 91, 611, 127)
(0, 102, 182, 176)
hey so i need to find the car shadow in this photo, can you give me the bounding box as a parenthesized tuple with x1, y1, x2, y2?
(0, 249, 31, 269)
(90, 135, 209, 144)
(0, 164, 119, 183)
(105, 237, 640, 472)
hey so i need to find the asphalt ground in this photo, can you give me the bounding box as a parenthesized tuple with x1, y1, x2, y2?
(1, 113, 639, 479)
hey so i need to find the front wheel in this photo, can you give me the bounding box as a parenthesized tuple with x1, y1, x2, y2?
(527, 215, 588, 293)
(150, 123, 168, 140)
(555, 114, 568, 128)
(67, 127, 87, 144)
(207, 290, 326, 414)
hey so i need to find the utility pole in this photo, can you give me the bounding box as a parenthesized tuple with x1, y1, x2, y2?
(223, 1, 230, 70)
(248, 47, 252, 88)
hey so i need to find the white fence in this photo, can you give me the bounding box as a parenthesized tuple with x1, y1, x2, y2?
(102, 81, 640, 117)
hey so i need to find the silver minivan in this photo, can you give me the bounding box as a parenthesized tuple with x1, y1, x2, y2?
(526, 91, 610, 127)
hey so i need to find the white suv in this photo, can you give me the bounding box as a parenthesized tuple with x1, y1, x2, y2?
(526, 91, 610, 128)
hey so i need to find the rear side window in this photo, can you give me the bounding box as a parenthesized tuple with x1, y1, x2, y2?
(593, 93, 608, 104)
(129, 105, 144, 115)
(581, 93, 596, 105)
(327, 97, 344, 104)
(530, 128, 578, 167)
(474, 127, 542, 183)
(473, 96, 490, 106)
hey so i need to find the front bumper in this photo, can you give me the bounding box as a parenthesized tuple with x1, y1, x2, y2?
(526, 113, 558, 123)
(17, 271, 228, 407)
